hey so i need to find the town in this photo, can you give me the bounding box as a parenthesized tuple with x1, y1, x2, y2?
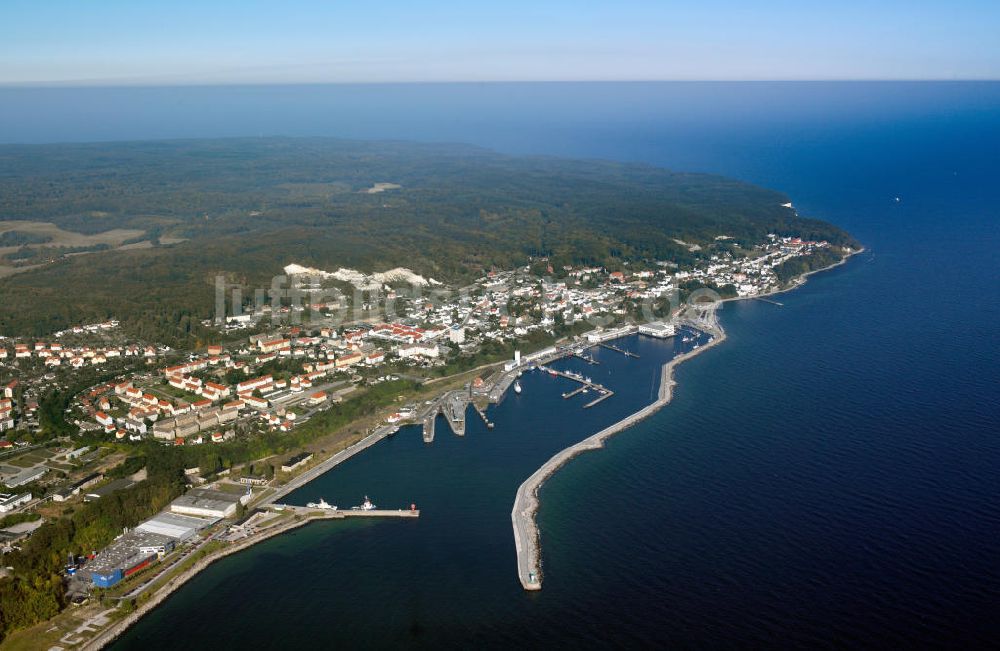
(0, 234, 842, 647)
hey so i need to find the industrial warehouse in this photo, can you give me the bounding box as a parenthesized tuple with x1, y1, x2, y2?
(81, 530, 174, 589)
(78, 509, 220, 588)
(169, 487, 243, 519)
(137, 512, 219, 541)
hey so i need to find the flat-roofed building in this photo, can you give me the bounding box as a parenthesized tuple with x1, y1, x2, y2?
(153, 420, 176, 440)
(52, 472, 104, 501)
(4, 466, 47, 488)
(170, 487, 241, 519)
(0, 492, 31, 513)
(638, 321, 676, 338)
(84, 478, 137, 502)
(176, 421, 199, 438)
(136, 512, 217, 542)
(82, 530, 170, 588)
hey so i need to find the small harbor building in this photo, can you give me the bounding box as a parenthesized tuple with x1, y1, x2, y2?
(281, 452, 314, 473)
(638, 321, 676, 338)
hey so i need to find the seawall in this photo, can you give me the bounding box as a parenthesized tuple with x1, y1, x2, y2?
(511, 308, 726, 590)
(509, 248, 862, 591)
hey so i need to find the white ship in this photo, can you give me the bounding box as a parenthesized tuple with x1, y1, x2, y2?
(352, 495, 376, 511)
(306, 498, 337, 511)
(513, 380, 522, 394)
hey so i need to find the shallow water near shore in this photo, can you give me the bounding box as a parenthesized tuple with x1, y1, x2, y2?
(100, 82, 1000, 648)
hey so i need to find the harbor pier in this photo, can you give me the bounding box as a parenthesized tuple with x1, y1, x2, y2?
(571, 350, 600, 365)
(270, 504, 420, 519)
(545, 366, 615, 407)
(512, 312, 725, 590)
(474, 403, 494, 428)
(422, 413, 436, 443)
(596, 341, 640, 358)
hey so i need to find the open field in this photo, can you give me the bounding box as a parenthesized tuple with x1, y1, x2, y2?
(0, 262, 43, 278)
(0, 220, 145, 254)
(0, 220, 148, 277)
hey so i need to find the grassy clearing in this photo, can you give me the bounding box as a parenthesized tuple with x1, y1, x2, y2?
(0, 221, 145, 250)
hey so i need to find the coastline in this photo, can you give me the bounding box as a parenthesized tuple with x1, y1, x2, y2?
(724, 246, 864, 305)
(74, 248, 862, 646)
(510, 247, 862, 590)
(83, 508, 419, 649)
(82, 512, 332, 650)
(511, 305, 726, 590)
(80, 423, 416, 649)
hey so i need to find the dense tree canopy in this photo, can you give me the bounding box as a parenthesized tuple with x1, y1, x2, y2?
(0, 138, 855, 342)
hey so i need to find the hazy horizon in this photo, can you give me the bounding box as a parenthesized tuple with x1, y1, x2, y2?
(3, 78, 1000, 89)
(3, 81, 997, 148)
(2, 1, 999, 85)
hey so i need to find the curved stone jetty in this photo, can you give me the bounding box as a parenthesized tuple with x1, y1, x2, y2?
(511, 309, 725, 590)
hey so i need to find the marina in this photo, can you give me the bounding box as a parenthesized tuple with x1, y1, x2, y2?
(512, 311, 722, 590)
(99, 323, 698, 648)
(547, 366, 615, 407)
(264, 321, 696, 598)
(596, 341, 640, 358)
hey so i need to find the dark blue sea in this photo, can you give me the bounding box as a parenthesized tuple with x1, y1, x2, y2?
(4, 82, 997, 648)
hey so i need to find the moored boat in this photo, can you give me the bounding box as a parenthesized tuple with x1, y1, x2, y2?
(352, 495, 376, 511)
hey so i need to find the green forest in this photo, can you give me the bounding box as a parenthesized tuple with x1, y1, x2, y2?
(0, 138, 856, 342)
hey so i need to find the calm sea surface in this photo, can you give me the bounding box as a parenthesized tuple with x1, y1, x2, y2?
(3, 82, 996, 648)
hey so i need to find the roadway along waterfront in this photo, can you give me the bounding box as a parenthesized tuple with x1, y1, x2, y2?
(262, 423, 400, 505)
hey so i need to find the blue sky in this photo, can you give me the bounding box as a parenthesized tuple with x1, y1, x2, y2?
(1, 0, 998, 84)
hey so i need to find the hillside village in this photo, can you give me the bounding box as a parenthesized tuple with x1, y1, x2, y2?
(3, 233, 836, 450)
(1, 234, 840, 485)
(0, 234, 844, 629)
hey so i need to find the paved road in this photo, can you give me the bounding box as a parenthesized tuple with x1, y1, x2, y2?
(261, 423, 399, 506)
